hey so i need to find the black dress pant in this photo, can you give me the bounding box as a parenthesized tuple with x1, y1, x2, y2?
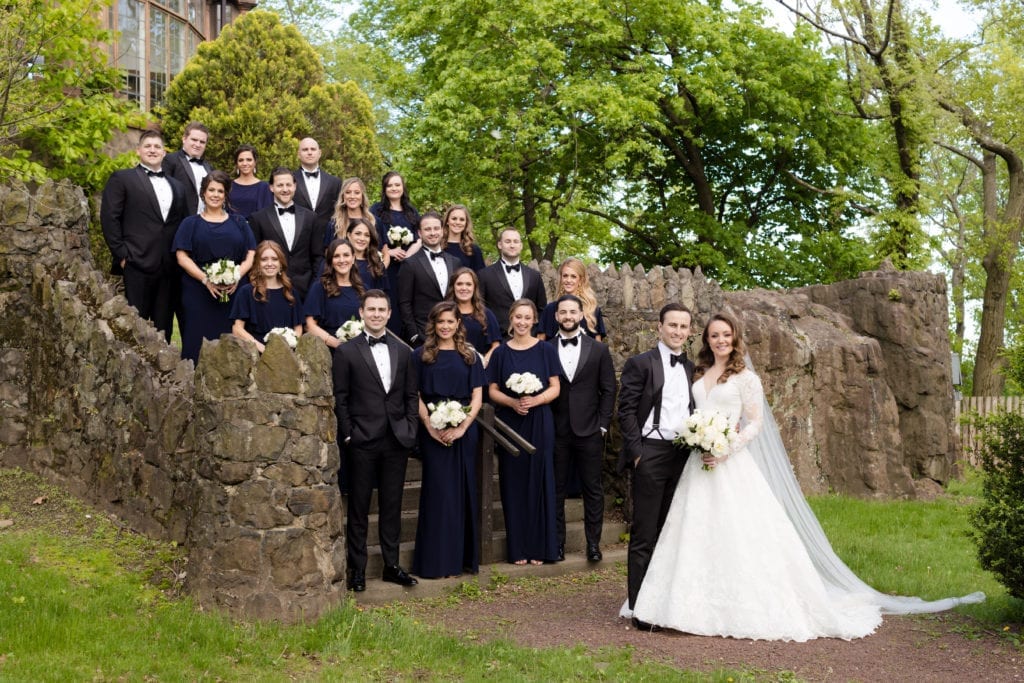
(554, 431, 605, 548)
(346, 432, 410, 573)
(123, 262, 177, 343)
(627, 438, 688, 609)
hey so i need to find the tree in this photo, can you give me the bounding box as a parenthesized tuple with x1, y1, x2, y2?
(159, 10, 382, 181)
(0, 0, 138, 190)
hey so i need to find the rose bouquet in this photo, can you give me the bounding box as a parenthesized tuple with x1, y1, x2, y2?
(505, 371, 542, 397)
(387, 226, 414, 248)
(203, 259, 241, 303)
(264, 327, 298, 349)
(674, 409, 737, 471)
(427, 400, 469, 432)
(335, 317, 364, 342)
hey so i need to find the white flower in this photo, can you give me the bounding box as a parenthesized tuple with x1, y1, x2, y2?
(506, 372, 542, 396)
(675, 408, 738, 471)
(427, 400, 469, 431)
(264, 327, 298, 349)
(203, 259, 241, 302)
(387, 226, 413, 247)
(335, 318, 365, 342)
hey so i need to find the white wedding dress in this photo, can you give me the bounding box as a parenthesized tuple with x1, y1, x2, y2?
(631, 369, 883, 641)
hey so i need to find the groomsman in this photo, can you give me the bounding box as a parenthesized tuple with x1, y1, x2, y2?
(162, 121, 211, 215)
(293, 137, 342, 238)
(617, 303, 695, 630)
(248, 167, 321, 300)
(477, 228, 546, 337)
(549, 295, 616, 563)
(100, 129, 188, 342)
(397, 211, 459, 346)
(333, 290, 419, 592)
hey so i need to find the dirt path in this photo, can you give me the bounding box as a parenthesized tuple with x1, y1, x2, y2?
(402, 568, 1023, 682)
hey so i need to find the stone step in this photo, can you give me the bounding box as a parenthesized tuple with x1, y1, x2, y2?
(362, 517, 627, 577)
(355, 543, 630, 605)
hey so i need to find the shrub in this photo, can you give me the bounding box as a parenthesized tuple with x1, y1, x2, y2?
(971, 409, 1024, 599)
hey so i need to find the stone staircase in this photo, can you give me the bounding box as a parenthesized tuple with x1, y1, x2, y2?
(346, 455, 628, 596)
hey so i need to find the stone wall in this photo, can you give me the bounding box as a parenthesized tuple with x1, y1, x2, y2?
(0, 180, 344, 621)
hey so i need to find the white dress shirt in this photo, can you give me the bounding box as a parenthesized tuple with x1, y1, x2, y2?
(276, 203, 296, 250)
(426, 249, 449, 294)
(641, 342, 691, 440)
(302, 168, 321, 208)
(557, 331, 582, 382)
(367, 333, 391, 393)
(502, 260, 524, 300)
(142, 165, 172, 221)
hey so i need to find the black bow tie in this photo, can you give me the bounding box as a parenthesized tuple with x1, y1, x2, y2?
(145, 169, 165, 178)
(367, 335, 386, 346)
(670, 353, 685, 367)
(504, 263, 520, 273)
(428, 250, 444, 261)
(277, 205, 296, 215)
(560, 336, 579, 347)
(188, 156, 204, 164)
(304, 170, 319, 179)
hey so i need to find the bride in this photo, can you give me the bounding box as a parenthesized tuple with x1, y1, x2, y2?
(626, 311, 983, 641)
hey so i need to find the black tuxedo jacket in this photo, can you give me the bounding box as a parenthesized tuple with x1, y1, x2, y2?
(293, 169, 342, 237)
(549, 335, 616, 438)
(332, 332, 419, 450)
(397, 249, 460, 343)
(162, 149, 211, 215)
(616, 347, 696, 473)
(100, 166, 188, 275)
(477, 261, 547, 337)
(248, 204, 321, 298)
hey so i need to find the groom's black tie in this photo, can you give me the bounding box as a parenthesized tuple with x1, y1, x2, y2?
(670, 353, 684, 367)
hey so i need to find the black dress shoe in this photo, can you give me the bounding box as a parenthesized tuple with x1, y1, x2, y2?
(586, 543, 602, 562)
(382, 565, 418, 586)
(348, 570, 366, 592)
(632, 617, 662, 633)
(556, 544, 565, 562)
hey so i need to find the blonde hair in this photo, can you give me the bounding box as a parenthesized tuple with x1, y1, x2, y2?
(330, 177, 374, 239)
(555, 258, 598, 333)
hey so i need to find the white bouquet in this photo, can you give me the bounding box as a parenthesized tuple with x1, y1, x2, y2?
(674, 409, 737, 471)
(203, 259, 240, 302)
(335, 317, 364, 342)
(264, 327, 298, 349)
(506, 371, 542, 397)
(387, 226, 414, 247)
(427, 400, 469, 433)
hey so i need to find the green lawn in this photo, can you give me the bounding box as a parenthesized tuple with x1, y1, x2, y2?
(0, 467, 1019, 681)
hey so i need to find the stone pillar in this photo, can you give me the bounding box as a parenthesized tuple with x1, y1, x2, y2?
(187, 334, 344, 622)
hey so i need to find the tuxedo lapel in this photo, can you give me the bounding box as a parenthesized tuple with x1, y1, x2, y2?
(355, 338, 386, 391)
(133, 166, 165, 223)
(385, 335, 402, 392)
(293, 175, 312, 209)
(268, 211, 288, 247)
(576, 336, 594, 383)
(649, 349, 665, 398)
(293, 210, 309, 248)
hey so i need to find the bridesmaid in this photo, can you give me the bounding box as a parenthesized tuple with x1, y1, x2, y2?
(173, 170, 256, 364)
(230, 241, 303, 352)
(304, 238, 365, 350)
(538, 257, 606, 341)
(227, 144, 273, 220)
(442, 204, 486, 271)
(412, 302, 486, 578)
(324, 177, 375, 249)
(487, 299, 561, 565)
(371, 171, 421, 267)
(346, 218, 390, 292)
(445, 267, 500, 364)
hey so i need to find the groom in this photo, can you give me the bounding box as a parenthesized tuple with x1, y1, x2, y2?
(617, 303, 695, 630)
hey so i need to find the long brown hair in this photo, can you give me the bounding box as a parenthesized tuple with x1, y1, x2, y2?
(694, 312, 746, 383)
(555, 257, 599, 333)
(445, 267, 488, 335)
(421, 301, 477, 365)
(507, 298, 537, 338)
(346, 218, 385, 280)
(250, 240, 296, 305)
(321, 238, 365, 298)
(330, 177, 374, 239)
(442, 204, 478, 256)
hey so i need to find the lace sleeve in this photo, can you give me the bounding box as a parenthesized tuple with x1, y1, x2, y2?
(732, 370, 764, 453)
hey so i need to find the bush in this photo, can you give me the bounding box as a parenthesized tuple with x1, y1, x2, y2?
(971, 410, 1024, 599)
